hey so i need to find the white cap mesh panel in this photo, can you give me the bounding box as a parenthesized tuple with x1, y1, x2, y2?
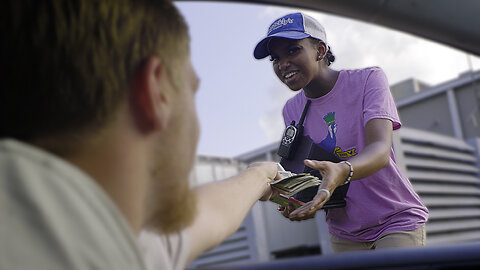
(303, 13, 327, 46)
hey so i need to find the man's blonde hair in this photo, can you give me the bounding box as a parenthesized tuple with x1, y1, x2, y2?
(2, 0, 189, 140)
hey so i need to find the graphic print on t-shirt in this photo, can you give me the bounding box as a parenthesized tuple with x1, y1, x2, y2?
(316, 112, 358, 158)
(318, 112, 337, 152)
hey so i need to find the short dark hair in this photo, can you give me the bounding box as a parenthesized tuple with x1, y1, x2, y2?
(1, 0, 189, 141)
(309, 38, 335, 66)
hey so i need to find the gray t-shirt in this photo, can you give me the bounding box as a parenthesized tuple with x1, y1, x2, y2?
(0, 139, 189, 270)
(139, 229, 190, 270)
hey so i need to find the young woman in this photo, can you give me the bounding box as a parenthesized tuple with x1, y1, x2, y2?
(254, 12, 429, 252)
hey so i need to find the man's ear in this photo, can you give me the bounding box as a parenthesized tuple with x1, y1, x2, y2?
(129, 56, 172, 133)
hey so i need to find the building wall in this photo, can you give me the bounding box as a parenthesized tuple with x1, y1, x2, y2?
(395, 70, 480, 140)
(456, 82, 480, 139)
(390, 78, 430, 100)
(189, 155, 246, 186)
(259, 201, 320, 254)
(398, 93, 454, 137)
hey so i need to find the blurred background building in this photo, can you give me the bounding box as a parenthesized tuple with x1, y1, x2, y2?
(187, 69, 480, 269)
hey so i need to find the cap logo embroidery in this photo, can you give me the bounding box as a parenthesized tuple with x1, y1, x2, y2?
(268, 17, 294, 34)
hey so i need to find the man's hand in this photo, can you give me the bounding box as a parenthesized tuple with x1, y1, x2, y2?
(247, 162, 280, 201)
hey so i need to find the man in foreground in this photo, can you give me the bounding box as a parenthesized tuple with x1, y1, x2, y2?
(1, 0, 278, 269)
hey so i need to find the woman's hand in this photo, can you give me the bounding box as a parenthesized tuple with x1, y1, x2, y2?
(284, 159, 349, 221)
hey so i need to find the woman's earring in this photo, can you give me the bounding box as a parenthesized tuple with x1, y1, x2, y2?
(317, 55, 322, 61)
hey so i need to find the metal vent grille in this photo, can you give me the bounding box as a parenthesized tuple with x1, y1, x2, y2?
(398, 128, 480, 245)
(188, 226, 252, 268)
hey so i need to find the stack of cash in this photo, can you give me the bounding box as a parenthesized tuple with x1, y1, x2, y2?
(272, 163, 322, 197)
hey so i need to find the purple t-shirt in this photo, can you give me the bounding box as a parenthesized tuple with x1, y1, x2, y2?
(282, 67, 429, 242)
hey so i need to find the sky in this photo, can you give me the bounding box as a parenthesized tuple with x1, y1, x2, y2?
(175, 1, 480, 158)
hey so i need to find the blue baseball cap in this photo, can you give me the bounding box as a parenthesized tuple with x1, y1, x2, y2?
(254, 12, 328, 59)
